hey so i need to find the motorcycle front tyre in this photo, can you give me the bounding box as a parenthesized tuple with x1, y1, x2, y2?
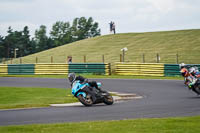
(77, 94, 93, 106)
(103, 95, 114, 105)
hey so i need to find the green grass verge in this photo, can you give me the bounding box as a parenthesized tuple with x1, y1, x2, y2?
(0, 116, 200, 133)
(0, 74, 183, 80)
(0, 87, 77, 109)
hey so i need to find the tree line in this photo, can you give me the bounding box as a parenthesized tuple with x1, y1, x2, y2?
(0, 17, 101, 58)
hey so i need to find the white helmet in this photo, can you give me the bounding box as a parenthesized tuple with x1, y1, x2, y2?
(179, 63, 185, 69)
(194, 66, 199, 72)
(189, 67, 196, 74)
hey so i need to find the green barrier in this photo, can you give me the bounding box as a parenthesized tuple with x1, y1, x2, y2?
(5, 63, 110, 75)
(164, 64, 200, 77)
(164, 64, 180, 76)
(69, 63, 108, 75)
(8, 64, 35, 75)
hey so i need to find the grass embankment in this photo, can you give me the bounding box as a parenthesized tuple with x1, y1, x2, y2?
(9, 29, 200, 64)
(0, 74, 183, 80)
(0, 87, 76, 109)
(0, 116, 200, 133)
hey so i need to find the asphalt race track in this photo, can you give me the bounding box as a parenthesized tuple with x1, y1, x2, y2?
(0, 77, 200, 126)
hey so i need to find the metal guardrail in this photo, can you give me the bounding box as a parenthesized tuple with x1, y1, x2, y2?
(164, 64, 200, 77)
(115, 63, 164, 76)
(0, 64, 8, 75)
(7, 64, 35, 75)
(69, 63, 110, 75)
(0, 63, 111, 75)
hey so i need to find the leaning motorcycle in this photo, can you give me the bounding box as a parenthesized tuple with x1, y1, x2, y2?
(71, 81, 114, 106)
(187, 76, 200, 95)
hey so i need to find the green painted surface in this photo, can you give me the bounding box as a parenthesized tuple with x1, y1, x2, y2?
(164, 64, 180, 76)
(164, 64, 200, 76)
(69, 63, 106, 74)
(8, 64, 35, 75)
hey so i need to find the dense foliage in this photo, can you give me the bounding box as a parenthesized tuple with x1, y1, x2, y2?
(0, 17, 101, 58)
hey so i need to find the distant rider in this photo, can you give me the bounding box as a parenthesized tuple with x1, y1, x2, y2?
(179, 63, 190, 85)
(189, 67, 200, 78)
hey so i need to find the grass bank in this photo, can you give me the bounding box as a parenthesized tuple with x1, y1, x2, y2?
(0, 87, 76, 109)
(7, 29, 200, 64)
(0, 116, 200, 133)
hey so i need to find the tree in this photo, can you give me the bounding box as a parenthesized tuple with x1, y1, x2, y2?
(71, 17, 101, 41)
(4, 27, 23, 58)
(0, 17, 101, 58)
(21, 26, 32, 56)
(0, 35, 5, 58)
(50, 21, 72, 47)
(3, 26, 32, 58)
(34, 25, 49, 52)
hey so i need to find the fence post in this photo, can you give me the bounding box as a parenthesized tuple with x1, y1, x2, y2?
(36, 57, 38, 63)
(156, 53, 160, 63)
(108, 63, 111, 75)
(122, 50, 125, 62)
(176, 53, 179, 64)
(102, 55, 105, 63)
(120, 54, 122, 62)
(51, 56, 53, 63)
(20, 58, 22, 64)
(84, 55, 86, 63)
(11, 58, 13, 64)
(142, 54, 145, 63)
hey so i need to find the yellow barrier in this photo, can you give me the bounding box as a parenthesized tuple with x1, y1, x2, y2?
(0, 64, 8, 75)
(35, 63, 68, 75)
(105, 63, 111, 75)
(115, 63, 164, 76)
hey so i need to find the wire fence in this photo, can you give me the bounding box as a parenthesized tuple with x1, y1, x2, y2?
(0, 53, 200, 64)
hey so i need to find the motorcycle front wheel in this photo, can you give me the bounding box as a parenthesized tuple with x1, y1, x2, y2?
(77, 94, 93, 106)
(194, 84, 200, 95)
(103, 94, 114, 105)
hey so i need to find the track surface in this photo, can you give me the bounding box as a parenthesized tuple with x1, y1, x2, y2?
(0, 77, 200, 126)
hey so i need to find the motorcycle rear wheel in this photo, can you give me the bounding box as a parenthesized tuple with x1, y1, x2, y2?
(77, 94, 93, 106)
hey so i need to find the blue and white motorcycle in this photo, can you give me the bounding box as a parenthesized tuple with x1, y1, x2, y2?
(71, 80, 114, 106)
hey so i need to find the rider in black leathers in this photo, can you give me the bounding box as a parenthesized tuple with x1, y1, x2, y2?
(68, 73, 101, 91)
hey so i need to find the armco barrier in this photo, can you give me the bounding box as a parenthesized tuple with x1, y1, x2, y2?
(69, 63, 111, 75)
(35, 64, 68, 75)
(0, 64, 8, 75)
(115, 63, 164, 76)
(34, 63, 110, 75)
(0, 63, 110, 75)
(164, 64, 180, 76)
(8, 64, 34, 75)
(164, 64, 200, 77)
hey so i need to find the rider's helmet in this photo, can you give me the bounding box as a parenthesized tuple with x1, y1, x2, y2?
(68, 73, 76, 83)
(179, 63, 185, 69)
(194, 66, 199, 73)
(189, 67, 196, 76)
